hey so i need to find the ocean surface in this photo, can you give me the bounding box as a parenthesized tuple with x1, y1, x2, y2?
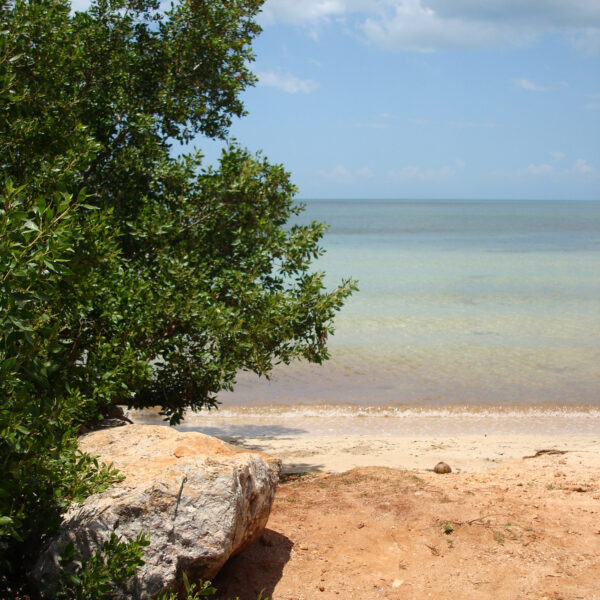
(218, 200, 600, 410)
(139, 200, 600, 436)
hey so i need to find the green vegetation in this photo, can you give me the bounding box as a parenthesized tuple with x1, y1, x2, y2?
(0, 0, 355, 595)
(442, 523, 454, 535)
(156, 573, 218, 600)
(494, 532, 505, 545)
(56, 533, 150, 600)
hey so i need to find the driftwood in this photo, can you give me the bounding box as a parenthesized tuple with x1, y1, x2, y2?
(522, 449, 569, 459)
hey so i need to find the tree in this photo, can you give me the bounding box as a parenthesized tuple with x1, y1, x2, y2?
(0, 0, 355, 586)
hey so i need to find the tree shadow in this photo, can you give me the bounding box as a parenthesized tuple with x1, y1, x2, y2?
(176, 423, 309, 442)
(212, 529, 292, 600)
(279, 462, 326, 476)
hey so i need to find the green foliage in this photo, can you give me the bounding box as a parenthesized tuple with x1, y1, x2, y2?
(56, 533, 149, 600)
(156, 573, 217, 600)
(0, 0, 355, 594)
(0, 181, 126, 581)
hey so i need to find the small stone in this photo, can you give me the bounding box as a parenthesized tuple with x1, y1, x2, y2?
(319, 586, 325, 592)
(434, 462, 452, 474)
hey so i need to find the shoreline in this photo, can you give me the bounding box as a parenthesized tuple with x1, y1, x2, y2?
(131, 405, 600, 474)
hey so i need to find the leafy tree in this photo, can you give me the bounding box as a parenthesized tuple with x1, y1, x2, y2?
(1, 0, 355, 592)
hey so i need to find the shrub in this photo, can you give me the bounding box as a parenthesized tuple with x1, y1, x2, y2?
(1, 0, 355, 594)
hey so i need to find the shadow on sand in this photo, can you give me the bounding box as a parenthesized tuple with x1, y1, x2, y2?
(213, 529, 292, 600)
(176, 423, 308, 442)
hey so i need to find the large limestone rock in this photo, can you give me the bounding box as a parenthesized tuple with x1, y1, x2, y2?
(33, 425, 281, 599)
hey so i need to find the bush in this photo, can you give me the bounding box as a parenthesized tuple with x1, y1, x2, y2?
(0, 182, 126, 585)
(56, 533, 149, 600)
(0, 0, 355, 594)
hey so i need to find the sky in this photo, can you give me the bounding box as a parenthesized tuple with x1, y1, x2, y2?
(74, 0, 600, 200)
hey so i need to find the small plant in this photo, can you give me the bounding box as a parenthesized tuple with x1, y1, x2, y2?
(156, 573, 217, 600)
(493, 532, 505, 545)
(442, 523, 454, 535)
(55, 533, 149, 600)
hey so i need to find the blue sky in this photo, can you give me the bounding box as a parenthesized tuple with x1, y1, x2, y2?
(75, 0, 600, 200)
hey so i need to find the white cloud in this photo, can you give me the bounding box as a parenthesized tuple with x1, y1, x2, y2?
(514, 78, 548, 92)
(571, 158, 597, 175)
(425, 0, 600, 28)
(521, 163, 554, 175)
(260, 0, 371, 25)
(506, 158, 598, 178)
(388, 164, 454, 181)
(319, 165, 374, 181)
(261, 0, 600, 53)
(257, 70, 319, 94)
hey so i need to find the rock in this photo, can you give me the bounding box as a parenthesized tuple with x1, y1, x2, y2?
(434, 461, 452, 474)
(33, 425, 281, 599)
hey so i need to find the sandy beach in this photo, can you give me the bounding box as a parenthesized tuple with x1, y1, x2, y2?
(212, 438, 600, 600)
(226, 432, 600, 474)
(131, 407, 600, 599)
(135, 405, 600, 474)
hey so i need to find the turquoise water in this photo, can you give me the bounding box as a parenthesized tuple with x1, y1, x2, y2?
(220, 200, 600, 409)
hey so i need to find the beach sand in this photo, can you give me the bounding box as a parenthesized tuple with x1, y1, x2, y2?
(226, 432, 600, 475)
(212, 440, 600, 600)
(136, 405, 600, 475)
(133, 408, 600, 598)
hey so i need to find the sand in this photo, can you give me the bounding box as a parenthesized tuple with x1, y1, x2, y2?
(228, 433, 599, 475)
(132, 408, 600, 598)
(210, 434, 600, 600)
(135, 405, 600, 474)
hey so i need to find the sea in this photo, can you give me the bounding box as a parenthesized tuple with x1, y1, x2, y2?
(139, 200, 600, 438)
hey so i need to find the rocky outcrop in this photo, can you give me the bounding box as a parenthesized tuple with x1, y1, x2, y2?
(33, 425, 281, 599)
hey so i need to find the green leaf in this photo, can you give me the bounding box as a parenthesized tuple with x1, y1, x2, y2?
(23, 219, 40, 232)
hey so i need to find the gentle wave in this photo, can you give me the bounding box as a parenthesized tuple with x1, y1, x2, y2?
(195, 405, 600, 419)
(135, 404, 600, 420)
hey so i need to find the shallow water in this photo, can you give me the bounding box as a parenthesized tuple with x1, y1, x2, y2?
(216, 200, 600, 409)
